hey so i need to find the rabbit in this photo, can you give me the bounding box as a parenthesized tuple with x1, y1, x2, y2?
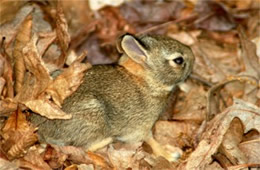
(29, 34, 195, 162)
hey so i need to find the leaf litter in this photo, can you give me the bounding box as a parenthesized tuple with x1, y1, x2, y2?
(0, 0, 260, 169)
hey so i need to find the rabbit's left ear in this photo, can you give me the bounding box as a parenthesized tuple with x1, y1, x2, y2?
(118, 34, 148, 66)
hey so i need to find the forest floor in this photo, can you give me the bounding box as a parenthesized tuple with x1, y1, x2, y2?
(0, 0, 259, 169)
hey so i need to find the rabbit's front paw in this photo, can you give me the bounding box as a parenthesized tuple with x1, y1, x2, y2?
(162, 144, 182, 162)
(146, 137, 182, 162)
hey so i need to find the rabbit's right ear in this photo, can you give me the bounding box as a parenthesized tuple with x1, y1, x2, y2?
(118, 34, 148, 66)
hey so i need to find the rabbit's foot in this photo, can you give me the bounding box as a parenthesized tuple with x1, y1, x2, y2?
(145, 137, 182, 162)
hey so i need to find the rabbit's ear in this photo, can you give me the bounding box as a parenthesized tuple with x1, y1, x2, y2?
(120, 34, 148, 65)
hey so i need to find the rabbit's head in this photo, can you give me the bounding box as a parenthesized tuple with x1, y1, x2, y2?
(117, 34, 195, 86)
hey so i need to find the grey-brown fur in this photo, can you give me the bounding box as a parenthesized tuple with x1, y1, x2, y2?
(29, 34, 194, 160)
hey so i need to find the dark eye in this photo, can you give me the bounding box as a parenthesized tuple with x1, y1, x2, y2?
(173, 56, 184, 65)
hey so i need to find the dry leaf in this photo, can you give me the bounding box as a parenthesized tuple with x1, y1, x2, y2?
(219, 118, 248, 165)
(151, 157, 175, 170)
(236, 0, 253, 10)
(154, 121, 198, 149)
(6, 132, 38, 160)
(204, 161, 223, 170)
(77, 164, 95, 170)
(13, 13, 32, 94)
(1, 109, 38, 160)
(207, 31, 239, 44)
(14, 36, 87, 119)
(46, 61, 91, 107)
(182, 99, 260, 169)
(0, 51, 14, 98)
(51, 145, 109, 167)
(0, 158, 19, 170)
(239, 27, 260, 79)
(13, 34, 73, 120)
(213, 152, 232, 169)
(197, 40, 240, 82)
(120, 1, 184, 24)
(238, 27, 260, 104)
(194, 0, 236, 31)
(22, 35, 52, 94)
(0, 55, 4, 76)
(239, 139, 260, 164)
(41, 44, 61, 73)
(168, 30, 201, 46)
(107, 143, 144, 169)
(97, 7, 132, 44)
(37, 31, 57, 57)
(173, 86, 207, 123)
(65, 50, 78, 66)
(1, 109, 29, 132)
(0, 0, 259, 169)
(0, 0, 28, 25)
(65, 164, 94, 170)
(206, 77, 258, 120)
(226, 163, 260, 170)
(56, 0, 70, 66)
(252, 37, 260, 59)
(56, 0, 70, 54)
(64, 164, 78, 170)
(0, 98, 17, 116)
(60, 0, 93, 38)
(17, 147, 52, 170)
(0, 77, 5, 95)
(52, 145, 93, 164)
(87, 152, 112, 169)
(24, 99, 71, 120)
(14, 73, 39, 102)
(42, 145, 67, 169)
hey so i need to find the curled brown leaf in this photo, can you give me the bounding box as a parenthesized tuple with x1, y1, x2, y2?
(46, 58, 91, 107)
(239, 139, 260, 164)
(7, 130, 38, 160)
(13, 13, 32, 95)
(42, 145, 67, 169)
(0, 49, 14, 98)
(0, 77, 5, 95)
(22, 35, 52, 94)
(24, 99, 71, 120)
(1, 109, 38, 160)
(87, 151, 112, 169)
(18, 148, 52, 170)
(0, 158, 19, 170)
(56, 0, 70, 67)
(0, 98, 17, 116)
(238, 26, 260, 79)
(14, 48, 51, 103)
(219, 118, 248, 165)
(181, 99, 260, 169)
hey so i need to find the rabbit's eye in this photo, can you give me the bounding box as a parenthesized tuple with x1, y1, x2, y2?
(173, 56, 184, 65)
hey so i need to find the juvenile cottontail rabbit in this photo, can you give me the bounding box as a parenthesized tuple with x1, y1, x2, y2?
(30, 34, 194, 162)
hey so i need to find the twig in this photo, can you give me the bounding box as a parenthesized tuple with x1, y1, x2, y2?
(190, 73, 213, 87)
(207, 75, 259, 121)
(137, 13, 198, 35)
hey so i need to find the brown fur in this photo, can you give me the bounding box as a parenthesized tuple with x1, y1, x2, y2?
(29, 34, 195, 161)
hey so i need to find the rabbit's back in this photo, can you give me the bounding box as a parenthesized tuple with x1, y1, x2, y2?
(64, 65, 164, 140)
(31, 65, 164, 147)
